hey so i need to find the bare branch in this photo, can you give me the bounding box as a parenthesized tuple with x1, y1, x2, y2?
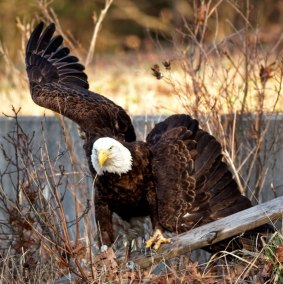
(128, 196, 283, 269)
(85, 0, 114, 67)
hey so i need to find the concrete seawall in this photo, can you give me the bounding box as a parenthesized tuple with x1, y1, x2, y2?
(0, 115, 282, 262)
(1, 114, 282, 203)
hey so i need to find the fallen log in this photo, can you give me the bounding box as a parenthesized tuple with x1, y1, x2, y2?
(129, 196, 283, 269)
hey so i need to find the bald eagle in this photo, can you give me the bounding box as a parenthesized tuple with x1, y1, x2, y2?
(26, 22, 263, 251)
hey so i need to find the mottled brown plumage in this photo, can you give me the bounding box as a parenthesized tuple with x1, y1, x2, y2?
(26, 22, 136, 145)
(147, 117, 252, 234)
(26, 22, 268, 251)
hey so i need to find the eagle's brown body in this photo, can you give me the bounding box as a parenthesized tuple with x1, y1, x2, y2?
(93, 141, 156, 244)
(25, 22, 268, 250)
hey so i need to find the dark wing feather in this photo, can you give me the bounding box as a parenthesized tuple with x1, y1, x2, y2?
(43, 35, 63, 56)
(147, 114, 199, 145)
(49, 47, 70, 60)
(26, 22, 88, 89)
(25, 22, 136, 142)
(36, 23, 56, 52)
(26, 22, 44, 56)
(147, 114, 252, 233)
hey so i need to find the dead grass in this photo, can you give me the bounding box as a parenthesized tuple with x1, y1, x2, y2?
(1, 51, 283, 117)
(0, 52, 182, 117)
(0, 104, 281, 284)
(0, 0, 283, 282)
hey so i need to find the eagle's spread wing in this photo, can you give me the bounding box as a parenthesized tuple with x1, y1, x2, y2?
(147, 114, 252, 233)
(26, 22, 88, 90)
(26, 22, 136, 142)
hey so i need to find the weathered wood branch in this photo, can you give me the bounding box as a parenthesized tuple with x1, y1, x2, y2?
(129, 196, 283, 269)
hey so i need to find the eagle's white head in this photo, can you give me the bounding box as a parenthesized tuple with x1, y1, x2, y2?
(91, 137, 133, 176)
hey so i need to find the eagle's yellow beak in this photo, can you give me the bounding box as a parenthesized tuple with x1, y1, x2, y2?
(98, 149, 109, 168)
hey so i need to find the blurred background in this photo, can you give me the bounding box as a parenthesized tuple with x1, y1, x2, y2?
(1, 0, 283, 57)
(0, 0, 283, 116)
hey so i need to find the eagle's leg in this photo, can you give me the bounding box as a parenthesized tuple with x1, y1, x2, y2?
(145, 185, 171, 250)
(146, 228, 171, 250)
(95, 196, 114, 247)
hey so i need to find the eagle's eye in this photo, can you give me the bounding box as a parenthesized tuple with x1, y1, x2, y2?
(109, 146, 113, 150)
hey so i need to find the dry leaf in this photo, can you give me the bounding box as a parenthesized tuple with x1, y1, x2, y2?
(197, 3, 207, 24)
(276, 242, 283, 262)
(151, 64, 163, 79)
(260, 262, 273, 278)
(260, 62, 275, 84)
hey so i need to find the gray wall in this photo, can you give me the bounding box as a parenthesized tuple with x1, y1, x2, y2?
(1, 114, 282, 215)
(0, 115, 282, 263)
(221, 114, 283, 203)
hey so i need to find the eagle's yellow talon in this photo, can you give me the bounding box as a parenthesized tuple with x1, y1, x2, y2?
(145, 238, 155, 249)
(146, 228, 171, 250)
(153, 236, 171, 250)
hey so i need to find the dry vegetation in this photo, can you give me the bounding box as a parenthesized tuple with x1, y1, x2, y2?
(0, 108, 282, 283)
(0, 0, 283, 283)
